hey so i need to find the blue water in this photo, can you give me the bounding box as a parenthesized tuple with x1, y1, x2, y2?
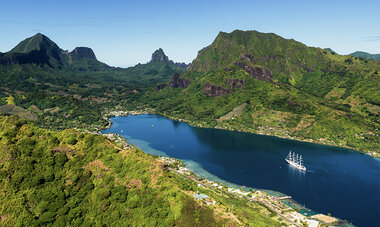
(103, 115, 380, 227)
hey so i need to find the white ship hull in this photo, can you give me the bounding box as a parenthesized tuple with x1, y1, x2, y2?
(285, 151, 306, 171)
(286, 159, 306, 171)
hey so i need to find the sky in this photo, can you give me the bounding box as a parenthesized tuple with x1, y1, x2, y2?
(0, 0, 379, 67)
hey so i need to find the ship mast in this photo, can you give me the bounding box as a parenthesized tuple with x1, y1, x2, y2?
(285, 150, 306, 171)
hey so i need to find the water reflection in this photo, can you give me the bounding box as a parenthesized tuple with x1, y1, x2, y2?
(287, 164, 306, 182)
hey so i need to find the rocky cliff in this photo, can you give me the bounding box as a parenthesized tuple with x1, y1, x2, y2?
(150, 48, 169, 63)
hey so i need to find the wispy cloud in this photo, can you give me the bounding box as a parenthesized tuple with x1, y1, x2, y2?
(360, 36, 380, 41)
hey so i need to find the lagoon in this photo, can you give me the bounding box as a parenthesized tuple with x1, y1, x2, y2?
(103, 114, 380, 227)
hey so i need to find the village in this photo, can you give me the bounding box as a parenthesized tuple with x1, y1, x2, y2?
(161, 156, 341, 227)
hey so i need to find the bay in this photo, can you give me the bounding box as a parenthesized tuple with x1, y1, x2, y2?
(103, 114, 380, 227)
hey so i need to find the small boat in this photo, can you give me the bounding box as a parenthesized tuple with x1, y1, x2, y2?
(285, 151, 306, 171)
(151, 124, 155, 128)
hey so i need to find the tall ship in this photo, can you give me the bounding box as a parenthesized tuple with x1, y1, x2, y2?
(285, 151, 306, 171)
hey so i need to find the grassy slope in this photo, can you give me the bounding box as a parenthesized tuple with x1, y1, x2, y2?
(132, 30, 380, 155)
(0, 115, 281, 226)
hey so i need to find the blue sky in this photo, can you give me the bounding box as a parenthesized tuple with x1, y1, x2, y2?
(1, 0, 379, 67)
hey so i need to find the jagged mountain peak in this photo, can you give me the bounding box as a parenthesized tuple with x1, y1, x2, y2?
(150, 48, 169, 63)
(0, 33, 109, 70)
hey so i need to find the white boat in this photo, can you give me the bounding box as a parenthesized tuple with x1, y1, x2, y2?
(285, 151, 306, 171)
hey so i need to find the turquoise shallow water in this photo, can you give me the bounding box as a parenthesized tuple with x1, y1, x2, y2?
(103, 115, 380, 227)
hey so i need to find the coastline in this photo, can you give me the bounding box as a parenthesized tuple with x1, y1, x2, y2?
(101, 108, 379, 158)
(100, 111, 353, 226)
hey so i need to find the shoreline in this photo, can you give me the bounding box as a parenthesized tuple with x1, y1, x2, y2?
(101, 109, 378, 158)
(101, 130, 353, 227)
(100, 112, 353, 226)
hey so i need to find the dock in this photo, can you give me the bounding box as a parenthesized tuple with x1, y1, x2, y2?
(278, 196, 292, 200)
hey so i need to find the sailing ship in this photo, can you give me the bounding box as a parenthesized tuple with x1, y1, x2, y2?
(285, 151, 306, 171)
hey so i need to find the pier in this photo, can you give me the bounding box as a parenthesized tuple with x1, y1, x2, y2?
(278, 196, 292, 200)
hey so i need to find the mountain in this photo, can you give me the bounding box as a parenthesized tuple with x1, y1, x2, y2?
(188, 30, 378, 81)
(0, 33, 62, 67)
(142, 30, 380, 155)
(0, 36, 188, 129)
(121, 48, 187, 84)
(0, 34, 188, 82)
(70, 47, 97, 60)
(149, 48, 188, 68)
(0, 33, 109, 70)
(67, 47, 109, 70)
(350, 51, 380, 61)
(150, 48, 169, 63)
(10, 33, 59, 54)
(1, 32, 378, 154)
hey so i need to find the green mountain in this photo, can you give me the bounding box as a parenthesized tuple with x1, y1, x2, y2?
(67, 47, 110, 71)
(350, 51, 380, 61)
(0, 31, 378, 155)
(0, 35, 188, 130)
(10, 33, 59, 54)
(70, 47, 97, 60)
(0, 33, 62, 67)
(0, 33, 109, 70)
(120, 48, 187, 84)
(0, 34, 185, 80)
(150, 48, 169, 62)
(139, 30, 380, 155)
(189, 30, 378, 81)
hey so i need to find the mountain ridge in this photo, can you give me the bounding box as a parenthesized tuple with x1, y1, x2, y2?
(0, 31, 378, 155)
(349, 51, 380, 61)
(0, 33, 108, 70)
(141, 29, 380, 155)
(0, 34, 188, 75)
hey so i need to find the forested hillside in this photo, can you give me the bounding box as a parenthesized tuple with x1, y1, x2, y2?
(0, 115, 284, 226)
(0, 34, 185, 130)
(137, 30, 380, 155)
